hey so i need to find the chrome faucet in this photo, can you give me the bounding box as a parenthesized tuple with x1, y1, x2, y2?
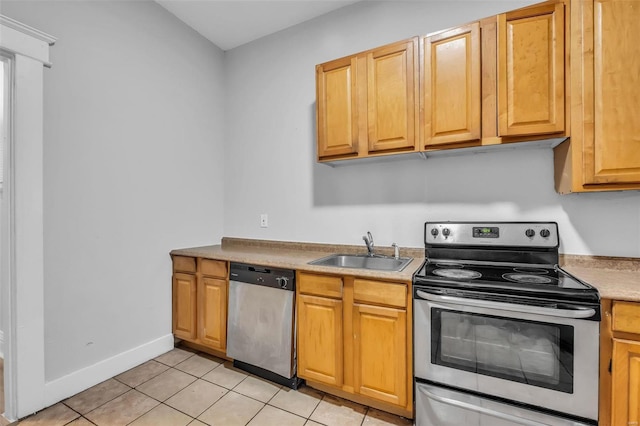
(363, 231, 374, 256)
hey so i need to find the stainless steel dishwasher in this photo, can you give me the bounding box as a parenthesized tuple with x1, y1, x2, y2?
(226, 262, 302, 389)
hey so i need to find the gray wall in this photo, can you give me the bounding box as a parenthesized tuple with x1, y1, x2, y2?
(0, 0, 226, 381)
(223, 1, 640, 257)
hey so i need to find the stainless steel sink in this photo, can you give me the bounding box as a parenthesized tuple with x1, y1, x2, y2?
(309, 254, 413, 272)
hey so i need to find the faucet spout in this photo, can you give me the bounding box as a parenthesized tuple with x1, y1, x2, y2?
(363, 231, 374, 256)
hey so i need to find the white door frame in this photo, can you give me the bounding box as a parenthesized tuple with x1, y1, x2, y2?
(0, 15, 55, 421)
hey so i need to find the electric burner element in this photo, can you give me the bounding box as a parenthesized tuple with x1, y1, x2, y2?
(502, 273, 556, 284)
(432, 269, 482, 280)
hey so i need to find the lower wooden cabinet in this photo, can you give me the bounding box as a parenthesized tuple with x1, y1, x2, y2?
(172, 256, 228, 353)
(296, 272, 412, 417)
(297, 293, 343, 386)
(353, 303, 407, 406)
(198, 276, 227, 351)
(612, 339, 640, 426)
(601, 299, 640, 426)
(172, 272, 197, 340)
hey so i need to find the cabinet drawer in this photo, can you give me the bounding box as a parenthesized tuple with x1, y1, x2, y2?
(299, 273, 343, 299)
(612, 301, 640, 334)
(353, 279, 406, 308)
(173, 256, 196, 273)
(200, 259, 227, 278)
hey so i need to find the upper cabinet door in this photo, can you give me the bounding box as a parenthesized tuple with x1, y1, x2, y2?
(316, 56, 359, 159)
(582, 0, 640, 185)
(498, 3, 565, 137)
(423, 23, 481, 147)
(366, 39, 419, 153)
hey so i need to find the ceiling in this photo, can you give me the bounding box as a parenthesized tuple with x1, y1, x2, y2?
(155, 0, 360, 51)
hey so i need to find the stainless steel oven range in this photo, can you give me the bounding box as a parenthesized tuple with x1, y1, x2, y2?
(413, 222, 600, 426)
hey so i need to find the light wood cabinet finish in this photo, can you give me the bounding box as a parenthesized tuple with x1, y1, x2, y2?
(173, 256, 196, 273)
(498, 2, 565, 137)
(586, 0, 640, 185)
(422, 23, 481, 147)
(366, 39, 418, 153)
(555, 0, 640, 192)
(612, 339, 640, 426)
(198, 276, 227, 351)
(297, 293, 344, 386)
(316, 56, 359, 158)
(172, 256, 229, 354)
(353, 303, 407, 406)
(601, 300, 640, 426)
(296, 273, 412, 417)
(173, 272, 197, 340)
(200, 259, 227, 279)
(316, 38, 419, 161)
(298, 273, 343, 298)
(353, 278, 406, 309)
(613, 301, 640, 335)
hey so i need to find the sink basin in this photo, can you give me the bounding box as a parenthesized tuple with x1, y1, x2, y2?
(309, 254, 413, 272)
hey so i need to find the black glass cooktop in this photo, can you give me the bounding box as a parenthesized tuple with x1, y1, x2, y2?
(414, 260, 599, 302)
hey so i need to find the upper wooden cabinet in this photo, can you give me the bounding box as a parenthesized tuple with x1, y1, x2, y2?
(366, 40, 418, 153)
(316, 56, 359, 158)
(556, 0, 640, 192)
(498, 2, 565, 137)
(422, 23, 481, 148)
(316, 38, 419, 161)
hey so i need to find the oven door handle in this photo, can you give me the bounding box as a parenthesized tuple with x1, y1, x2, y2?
(415, 290, 596, 319)
(418, 385, 552, 426)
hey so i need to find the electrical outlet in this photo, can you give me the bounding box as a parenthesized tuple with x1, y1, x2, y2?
(260, 214, 268, 228)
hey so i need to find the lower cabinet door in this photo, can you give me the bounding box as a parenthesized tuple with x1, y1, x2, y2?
(173, 272, 197, 340)
(353, 303, 407, 406)
(297, 294, 343, 386)
(198, 276, 227, 351)
(612, 339, 640, 426)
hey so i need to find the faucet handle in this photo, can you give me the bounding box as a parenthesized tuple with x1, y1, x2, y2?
(367, 231, 374, 247)
(392, 243, 399, 259)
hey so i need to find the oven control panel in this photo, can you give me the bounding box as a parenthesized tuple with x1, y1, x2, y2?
(425, 222, 559, 248)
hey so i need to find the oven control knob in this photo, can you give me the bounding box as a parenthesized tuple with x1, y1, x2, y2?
(540, 229, 551, 238)
(525, 229, 535, 238)
(430, 228, 439, 237)
(442, 228, 451, 237)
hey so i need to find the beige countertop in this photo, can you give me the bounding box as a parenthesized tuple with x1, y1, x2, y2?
(561, 254, 640, 302)
(171, 238, 425, 282)
(172, 239, 640, 300)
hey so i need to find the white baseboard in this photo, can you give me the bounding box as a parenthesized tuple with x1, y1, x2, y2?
(0, 330, 4, 358)
(43, 333, 174, 407)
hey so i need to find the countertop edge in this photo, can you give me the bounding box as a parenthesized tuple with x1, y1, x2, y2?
(171, 240, 639, 301)
(170, 240, 424, 282)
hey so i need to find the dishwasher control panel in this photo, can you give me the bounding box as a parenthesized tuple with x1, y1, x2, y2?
(229, 262, 295, 291)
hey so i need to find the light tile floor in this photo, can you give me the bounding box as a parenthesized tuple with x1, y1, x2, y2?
(16, 347, 414, 426)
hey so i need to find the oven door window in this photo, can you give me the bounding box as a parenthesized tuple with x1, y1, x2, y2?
(431, 308, 574, 393)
